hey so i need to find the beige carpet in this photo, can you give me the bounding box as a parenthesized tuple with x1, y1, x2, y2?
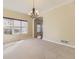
(4, 39, 75, 59)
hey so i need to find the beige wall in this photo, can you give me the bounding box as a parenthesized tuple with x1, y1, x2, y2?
(43, 2, 75, 47)
(3, 9, 33, 43)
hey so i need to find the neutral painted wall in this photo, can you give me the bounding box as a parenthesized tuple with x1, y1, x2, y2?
(3, 9, 33, 44)
(43, 2, 75, 47)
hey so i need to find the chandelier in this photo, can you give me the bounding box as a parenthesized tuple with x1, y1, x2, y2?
(28, 0, 39, 18)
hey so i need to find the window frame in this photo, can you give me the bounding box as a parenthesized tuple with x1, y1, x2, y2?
(3, 17, 28, 35)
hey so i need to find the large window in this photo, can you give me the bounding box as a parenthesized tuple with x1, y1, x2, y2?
(3, 17, 28, 35)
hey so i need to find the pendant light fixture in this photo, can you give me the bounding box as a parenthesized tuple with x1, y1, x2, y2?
(28, 0, 39, 18)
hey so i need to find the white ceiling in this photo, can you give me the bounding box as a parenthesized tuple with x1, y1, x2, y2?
(4, 0, 74, 14)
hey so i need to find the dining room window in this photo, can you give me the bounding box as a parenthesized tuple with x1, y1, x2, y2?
(3, 17, 28, 35)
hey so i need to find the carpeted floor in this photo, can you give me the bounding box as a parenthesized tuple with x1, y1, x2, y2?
(4, 39, 75, 59)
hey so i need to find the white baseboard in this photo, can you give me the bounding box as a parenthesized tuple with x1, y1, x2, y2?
(43, 39, 75, 48)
